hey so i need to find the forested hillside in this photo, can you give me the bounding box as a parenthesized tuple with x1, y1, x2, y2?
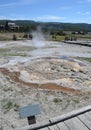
(0, 20, 91, 32)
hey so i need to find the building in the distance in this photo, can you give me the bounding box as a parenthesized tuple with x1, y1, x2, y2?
(8, 22, 19, 30)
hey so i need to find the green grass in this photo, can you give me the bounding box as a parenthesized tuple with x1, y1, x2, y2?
(4, 53, 27, 57)
(51, 34, 91, 41)
(0, 36, 11, 41)
(2, 100, 19, 114)
(0, 32, 25, 41)
(51, 35, 65, 41)
(0, 126, 3, 130)
(77, 35, 91, 40)
(77, 57, 91, 62)
(0, 32, 91, 41)
(72, 99, 79, 104)
(0, 46, 36, 56)
(3, 101, 13, 113)
(53, 98, 62, 103)
(0, 48, 11, 52)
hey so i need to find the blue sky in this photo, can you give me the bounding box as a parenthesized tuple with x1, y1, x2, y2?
(0, 0, 91, 23)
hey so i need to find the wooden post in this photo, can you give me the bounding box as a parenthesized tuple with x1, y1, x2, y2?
(27, 116, 36, 125)
(19, 104, 41, 125)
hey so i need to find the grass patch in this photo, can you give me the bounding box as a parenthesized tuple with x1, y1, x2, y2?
(72, 99, 79, 104)
(53, 98, 62, 103)
(76, 57, 91, 63)
(3, 101, 13, 113)
(3, 87, 13, 92)
(0, 32, 25, 41)
(77, 34, 91, 40)
(0, 46, 36, 56)
(0, 126, 3, 130)
(0, 48, 11, 52)
(51, 34, 91, 41)
(4, 53, 27, 57)
(51, 35, 65, 41)
(2, 100, 19, 114)
(11, 46, 36, 51)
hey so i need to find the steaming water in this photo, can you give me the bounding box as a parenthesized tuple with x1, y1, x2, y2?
(32, 28, 46, 48)
(33, 39, 46, 48)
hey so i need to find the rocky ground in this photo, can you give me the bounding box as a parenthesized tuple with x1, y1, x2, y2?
(0, 40, 91, 130)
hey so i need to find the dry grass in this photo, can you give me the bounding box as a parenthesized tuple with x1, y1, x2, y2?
(0, 32, 24, 40)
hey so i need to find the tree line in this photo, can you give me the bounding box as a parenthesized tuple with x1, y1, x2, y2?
(0, 20, 91, 33)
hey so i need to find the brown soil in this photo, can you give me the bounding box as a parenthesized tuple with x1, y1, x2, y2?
(0, 67, 81, 95)
(40, 83, 81, 94)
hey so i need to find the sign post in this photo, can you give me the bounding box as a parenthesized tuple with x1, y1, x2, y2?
(19, 104, 41, 125)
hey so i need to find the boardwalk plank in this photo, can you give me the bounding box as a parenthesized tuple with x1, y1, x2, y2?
(48, 125, 59, 130)
(15, 106, 91, 130)
(64, 117, 89, 130)
(39, 127, 49, 130)
(15, 120, 51, 130)
(78, 111, 91, 129)
(57, 122, 69, 130)
(50, 106, 91, 124)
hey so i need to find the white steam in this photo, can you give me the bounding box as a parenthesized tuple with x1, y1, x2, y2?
(32, 27, 46, 48)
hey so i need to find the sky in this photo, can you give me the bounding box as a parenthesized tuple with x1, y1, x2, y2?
(0, 0, 91, 23)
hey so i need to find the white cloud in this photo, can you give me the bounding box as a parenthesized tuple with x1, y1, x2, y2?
(0, 0, 38, 9)
(0, 14, 66, 22)
(0, 2, 18, 8)
(0, 14, 30, 20)
(35, 15, 66, 21)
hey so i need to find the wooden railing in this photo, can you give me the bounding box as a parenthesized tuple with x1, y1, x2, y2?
(15, 105, 91, 130)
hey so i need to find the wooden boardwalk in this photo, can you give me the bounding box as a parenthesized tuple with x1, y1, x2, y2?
(64, 41, 91, 47)
(16, 105, 91, 130)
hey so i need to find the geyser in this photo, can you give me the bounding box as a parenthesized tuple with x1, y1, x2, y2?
(32, 27, 46, 48)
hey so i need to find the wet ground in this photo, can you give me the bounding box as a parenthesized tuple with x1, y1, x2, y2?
(1, 40, 91, 130)
(0, 40, 91, 94)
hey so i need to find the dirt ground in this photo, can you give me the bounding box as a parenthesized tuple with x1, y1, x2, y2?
(0, 40, 91, 130)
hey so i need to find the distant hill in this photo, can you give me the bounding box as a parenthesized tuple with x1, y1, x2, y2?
(0, 20, 91, 32)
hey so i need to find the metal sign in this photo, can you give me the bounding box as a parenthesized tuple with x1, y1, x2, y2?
(19, 104, 41, 119)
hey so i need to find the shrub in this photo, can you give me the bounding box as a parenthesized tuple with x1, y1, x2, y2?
(13, 34, 17, 40)
(23, 33, 28, 38)
(29, 34, 33, 39)
(53, 98, 62, 103)
(0, 126, 3, 130)
(2, 100, 19, 113)
(3, 101, 13, 113)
